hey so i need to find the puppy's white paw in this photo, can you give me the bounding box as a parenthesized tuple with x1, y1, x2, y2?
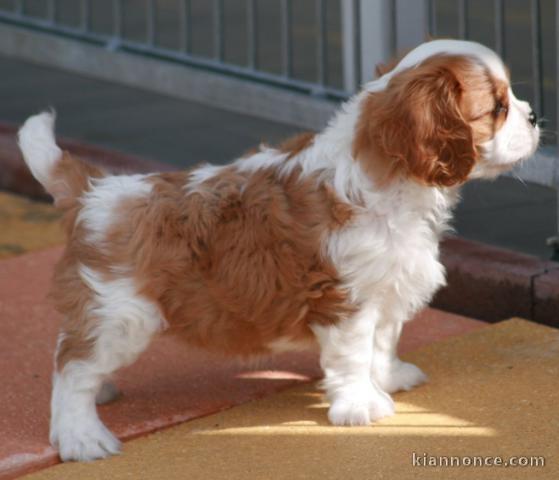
(51, 416, 121, 462)
(375, 361, 427, 394)
(328, 387, 395, 426)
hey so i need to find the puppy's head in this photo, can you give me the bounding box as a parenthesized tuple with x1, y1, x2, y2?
(353, 40, 540, 187)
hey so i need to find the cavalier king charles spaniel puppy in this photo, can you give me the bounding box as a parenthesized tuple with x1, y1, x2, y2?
(18, 39, 539, 461)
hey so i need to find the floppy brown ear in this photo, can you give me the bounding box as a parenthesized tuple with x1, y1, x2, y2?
(354, 55, 478, 187)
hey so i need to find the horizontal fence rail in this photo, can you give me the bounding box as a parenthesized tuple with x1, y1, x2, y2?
(0, 0, 355, 101)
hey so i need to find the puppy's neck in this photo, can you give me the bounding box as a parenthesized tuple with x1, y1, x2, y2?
(299, 92, 460, 222)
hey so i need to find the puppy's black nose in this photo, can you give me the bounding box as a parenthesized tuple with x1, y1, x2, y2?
(528, 110, 538, 127)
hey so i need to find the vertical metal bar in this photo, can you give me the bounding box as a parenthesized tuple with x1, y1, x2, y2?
(46, 0, 56, 23)
(81, 0, 90, 32)
(280, 0, 292, 77)
(531, 0, 543, 118)
(246, 0, 257, 69)
(394, 0, 428, 52)
(390, 0, 396, 54)
(113, 0, 122, 39)
(494, 0, 505, 57)
(341, 0, 358, 92)
(146, 0, 156, 46)
(555, 0, 559, 238)
(214, 0, 224, 61)
(14, 0, 23, 15)
(359, 0, 393, 84)
(428, 0, 437, 37)
(179, 0, 192, 53)
(458, 0, 468, 39)
(316, 0, 327, 86)
(354, 0, 361, 86)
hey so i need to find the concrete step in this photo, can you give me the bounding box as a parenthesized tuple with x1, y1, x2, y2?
(0, 247, 485, 479)
(22, 318, 559, 480)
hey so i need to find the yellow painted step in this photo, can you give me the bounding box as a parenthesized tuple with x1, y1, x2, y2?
(0, 192, 63, 259)
(25, 318, 559, 480)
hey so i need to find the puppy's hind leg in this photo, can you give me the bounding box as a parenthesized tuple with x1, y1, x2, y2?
(51, 266, 163, 462)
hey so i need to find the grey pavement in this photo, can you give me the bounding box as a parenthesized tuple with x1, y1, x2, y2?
(0, 54, 299, 165)
(0, 54, 555, 259)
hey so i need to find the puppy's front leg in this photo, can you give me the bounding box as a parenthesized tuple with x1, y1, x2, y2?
(370, 319, 427, 394)
(312, 306, 394, 426)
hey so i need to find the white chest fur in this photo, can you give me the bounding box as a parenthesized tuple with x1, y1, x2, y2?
(326, 181, 457, 321)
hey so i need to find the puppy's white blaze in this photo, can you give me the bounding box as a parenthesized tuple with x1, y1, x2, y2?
(17, 111, 62, 189)
(367, 39, 509, 93)
(77, 174, 152, 244)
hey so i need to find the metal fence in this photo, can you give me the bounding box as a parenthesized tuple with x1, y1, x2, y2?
(0, 0, 360, 100)
(0, 1, 554, 131)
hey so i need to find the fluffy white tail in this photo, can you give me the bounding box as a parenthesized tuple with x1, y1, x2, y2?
(18, 111, 63, 190)
(18, 111, 103, 208)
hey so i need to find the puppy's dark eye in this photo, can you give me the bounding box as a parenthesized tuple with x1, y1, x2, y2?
(494, 101, 508, 116)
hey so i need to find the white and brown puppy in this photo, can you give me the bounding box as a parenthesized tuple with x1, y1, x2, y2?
(18, 39, 539, 461)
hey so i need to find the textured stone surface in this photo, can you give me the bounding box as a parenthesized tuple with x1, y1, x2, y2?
(0, 247, 484, 479)
(24, 319, 559, 480)
(533, 267, 559, 327)
(0, 192, 63, 259)
(434, 236, 558, 323)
